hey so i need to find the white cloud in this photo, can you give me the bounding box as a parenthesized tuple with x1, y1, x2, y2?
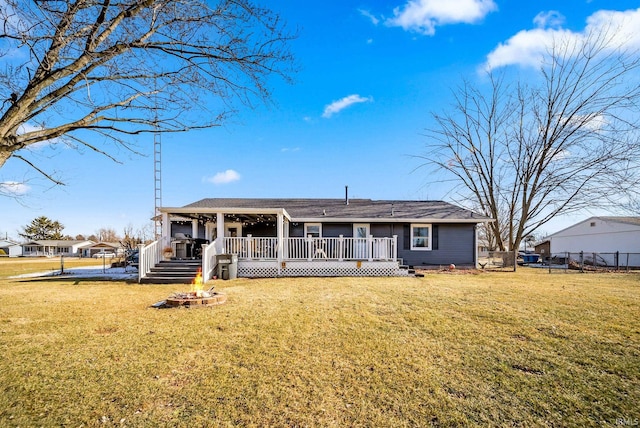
(484, 28, 571, 70)
(359, 9, 380, 25)
(322, 94, 373, 118)
(484, 7, 640, 70)
(586, 7, 640, 48)
(0, 181, 30, 196)
(204, 169, 240, 185)
(386, 0, 498, 35)
(533, 10, 565, 29)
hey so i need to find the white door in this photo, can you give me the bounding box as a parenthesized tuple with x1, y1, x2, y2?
(353, 224, 369, 259)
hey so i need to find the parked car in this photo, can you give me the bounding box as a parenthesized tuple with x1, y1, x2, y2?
(126, 249, 139, 266)
(93, 251, 116, 258)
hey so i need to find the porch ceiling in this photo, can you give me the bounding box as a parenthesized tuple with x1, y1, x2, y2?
(168, 212, 282, 226)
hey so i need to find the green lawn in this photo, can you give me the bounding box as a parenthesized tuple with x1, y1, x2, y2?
(0, 261, 638, 426)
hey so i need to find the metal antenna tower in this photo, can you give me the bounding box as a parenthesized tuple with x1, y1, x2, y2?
(153, 119, 162, 240)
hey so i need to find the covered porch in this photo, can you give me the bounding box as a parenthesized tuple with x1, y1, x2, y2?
(138, 207, 403, 282)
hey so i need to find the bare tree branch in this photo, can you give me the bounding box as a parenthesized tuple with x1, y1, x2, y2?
(0, 0, 296, 183)
(421, 27, 640, 251)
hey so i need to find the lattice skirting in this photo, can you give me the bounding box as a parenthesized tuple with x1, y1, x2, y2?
(237, 260, 409, 278)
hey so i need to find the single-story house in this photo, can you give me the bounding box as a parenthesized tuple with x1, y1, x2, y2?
(21, 240, 94, 257)
(0, 240, 22, 257)
(79, 241, 124, 258)
(548, 216, 640, 266)
(139, 198, 491, 281)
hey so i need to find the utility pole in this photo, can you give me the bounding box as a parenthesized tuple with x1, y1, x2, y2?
(153, 120, 162, 240)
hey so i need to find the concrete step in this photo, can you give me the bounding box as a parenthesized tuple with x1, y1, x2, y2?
(140, 276, 196, 284)
(150, 266, 200, 273)
(157, 260, 201, 267)
(141, 259, 202, 284)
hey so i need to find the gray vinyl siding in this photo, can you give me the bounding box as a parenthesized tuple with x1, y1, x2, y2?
(322, 223, 352, 237)
(290, 221, 476, 266)
(398, 223, 476, 267)
(289, 223, 304, 237)
(371, 224, 393, 237)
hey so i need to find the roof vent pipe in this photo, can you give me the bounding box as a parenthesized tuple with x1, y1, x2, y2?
(345, 185, 349, 205)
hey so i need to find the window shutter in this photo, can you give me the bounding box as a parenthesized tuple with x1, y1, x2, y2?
(432, 225, 439, 250)
(403, 224, 410, 250)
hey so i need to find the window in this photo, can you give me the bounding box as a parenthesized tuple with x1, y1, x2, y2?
(305, 223, 322, 238)
(411, 224, 431, 250)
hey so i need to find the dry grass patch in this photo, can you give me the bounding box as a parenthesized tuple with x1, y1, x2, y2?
(0, 257, 111, 278)
(0, 268, 638, 426)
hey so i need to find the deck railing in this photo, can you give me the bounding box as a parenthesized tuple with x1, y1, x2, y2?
(201, 239, 219, 280)
(138, 236, 169, 282)
(223, 235, 397, 261)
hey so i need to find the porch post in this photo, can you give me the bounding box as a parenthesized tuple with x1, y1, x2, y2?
(161, 212, 170, 240)
(205, 221, 214, 241)
(392, 235, 398, 261)
(216, 212, 225, 253)
(277, 213, 284, 275)
(367, 234, 373, 262)
(191, 219, 199, 239)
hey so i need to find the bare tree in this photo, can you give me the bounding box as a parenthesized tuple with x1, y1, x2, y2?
(422, 28, 640, 251)
(95, 227, 119, 242)
(0, 0, 295, 182)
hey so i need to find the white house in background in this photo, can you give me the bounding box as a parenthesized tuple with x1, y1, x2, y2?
(78, 241, 124, 258)
(548, 217, 640, 267)
(0, 240, 22, 257)
(21, 240, 94, 257)
(549, 217, 640, 253)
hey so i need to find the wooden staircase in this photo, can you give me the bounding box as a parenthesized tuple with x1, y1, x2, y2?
(399, 264, 423, 277)
(140, 259, 202, 284)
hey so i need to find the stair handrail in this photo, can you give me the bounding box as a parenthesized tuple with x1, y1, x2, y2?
(138, 236, 169, 283)
(202, 238, 219, 281)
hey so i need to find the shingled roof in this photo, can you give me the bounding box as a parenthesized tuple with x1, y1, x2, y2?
(181, 198, 489, 222)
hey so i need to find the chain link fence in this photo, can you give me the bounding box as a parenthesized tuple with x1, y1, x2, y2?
(478, 251, 640, 272)
(478, 251, 517, 271)
(543, 252, 640, 272)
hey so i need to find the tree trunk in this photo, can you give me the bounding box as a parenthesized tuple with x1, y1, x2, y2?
(0, 149, 10, 170)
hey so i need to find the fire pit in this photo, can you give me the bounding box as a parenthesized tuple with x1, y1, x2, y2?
(159, 269, 227, 308)
(165, 288, 227, 307)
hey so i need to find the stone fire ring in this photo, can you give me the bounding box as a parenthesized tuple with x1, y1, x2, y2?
(164, 292, 227, 308)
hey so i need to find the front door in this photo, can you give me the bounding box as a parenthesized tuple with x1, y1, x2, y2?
(353, 224, 369, 259)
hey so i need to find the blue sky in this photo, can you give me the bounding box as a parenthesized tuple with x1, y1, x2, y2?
(2, 0, 640, 240)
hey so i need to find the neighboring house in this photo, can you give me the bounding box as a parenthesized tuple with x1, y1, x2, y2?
(0, 240, 22, 257)
(139, 198, 491, 281)
(21, 240, 94, 257)
(534, 239, 551, 260)
(548, 216, 640, 266)
(477, 239, 490, 258)
(79, 241, 124, 257)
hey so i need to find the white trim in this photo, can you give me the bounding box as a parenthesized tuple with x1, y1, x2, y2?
(353, 223, 370, 238)
(160, 207, 291, 221)
(225, 222, 243, 238)
(305, 223, 322, 238)
(293, 217, 488, 224)
(411, 223, 432, 251)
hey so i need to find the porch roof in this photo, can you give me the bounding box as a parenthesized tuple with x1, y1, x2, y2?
(162, 198, 491, 224)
